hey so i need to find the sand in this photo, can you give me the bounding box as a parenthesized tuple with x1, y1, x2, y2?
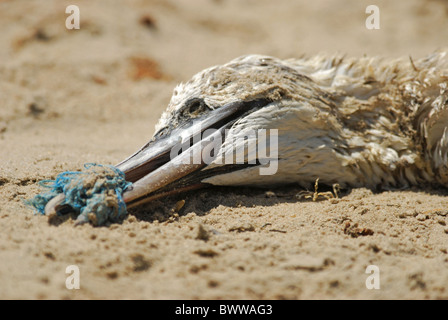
(1, 0, 448, 299)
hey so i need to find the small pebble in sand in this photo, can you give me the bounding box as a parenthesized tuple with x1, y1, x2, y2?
(196, 224, 210, 241)
(265, 191, 276, 198)
(416, 214, 427, 221)
(139, 14, 157, 29)
(435, 210, 448, 216)
(280, 255, 333, 271)
(229, 222, 255, 233)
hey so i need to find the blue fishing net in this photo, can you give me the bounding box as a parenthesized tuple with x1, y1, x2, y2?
(25, 163, 132, 226)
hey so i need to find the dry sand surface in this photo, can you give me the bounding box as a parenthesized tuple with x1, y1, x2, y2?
(1, 0, 448, 299)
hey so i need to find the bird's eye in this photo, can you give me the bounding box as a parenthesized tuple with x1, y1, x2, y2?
(182, 98, 208, 118)
(189, 100, 202, 113)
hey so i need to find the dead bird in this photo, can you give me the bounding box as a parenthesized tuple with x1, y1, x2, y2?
(46, 50, 448, 214)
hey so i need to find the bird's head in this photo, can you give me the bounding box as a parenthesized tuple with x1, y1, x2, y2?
(117, 54, 339, 207)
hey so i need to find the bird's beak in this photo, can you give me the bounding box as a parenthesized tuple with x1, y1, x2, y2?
(116, 99, 269, 208)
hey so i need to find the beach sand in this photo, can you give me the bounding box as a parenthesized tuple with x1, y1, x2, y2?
(1, 0, 448, 299)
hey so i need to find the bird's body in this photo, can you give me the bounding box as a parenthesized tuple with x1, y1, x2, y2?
(145, 51, 448, 191)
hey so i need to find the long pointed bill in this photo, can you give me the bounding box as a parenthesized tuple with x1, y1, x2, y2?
(120, 127, 223, 208)
(43, 99, 269, 216)
(116, 99, 270, 208)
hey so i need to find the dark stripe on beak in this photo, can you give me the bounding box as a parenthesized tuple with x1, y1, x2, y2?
(117, 99, 271, 206)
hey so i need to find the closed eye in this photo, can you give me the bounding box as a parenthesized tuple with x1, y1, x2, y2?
(182, 98, 210, 118)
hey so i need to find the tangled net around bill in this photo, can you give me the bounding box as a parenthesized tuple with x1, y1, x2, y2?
(26, 163, 132, 226)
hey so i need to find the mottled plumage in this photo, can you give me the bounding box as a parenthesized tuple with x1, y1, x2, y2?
(149, 50, 448, 189)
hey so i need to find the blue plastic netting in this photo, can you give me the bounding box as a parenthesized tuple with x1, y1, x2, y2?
(25, 163, 132, 226)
